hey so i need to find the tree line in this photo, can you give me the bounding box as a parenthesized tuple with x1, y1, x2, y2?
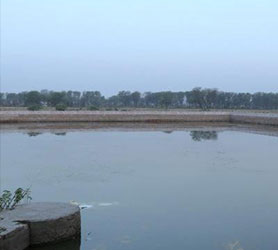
(1, 88, 278, 110)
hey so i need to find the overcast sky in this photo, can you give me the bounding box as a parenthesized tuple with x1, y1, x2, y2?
(1, 0, 278, 95)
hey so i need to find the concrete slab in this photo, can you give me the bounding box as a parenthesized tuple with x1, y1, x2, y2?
(0, 202, 81, 250)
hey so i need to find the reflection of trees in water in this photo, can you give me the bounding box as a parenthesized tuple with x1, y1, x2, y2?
(27, 132, 67, 137)
(27, 132, 42, 137)
(190, 131, 218, 141)
(163, 131, 173, 134)
(54, 132, 67, 136)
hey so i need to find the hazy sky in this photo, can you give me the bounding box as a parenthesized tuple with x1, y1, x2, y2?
(1, 0, 278, 95)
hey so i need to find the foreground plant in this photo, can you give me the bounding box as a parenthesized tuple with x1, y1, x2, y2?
(0, 227, 6, 233)
(0, 188, 32, 211)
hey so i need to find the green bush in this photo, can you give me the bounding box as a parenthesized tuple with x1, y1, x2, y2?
(27, 105, 42, 111)
(88, 106, 99, 111)
(55, 103, 67, 111)
(105, 108, 119, 111)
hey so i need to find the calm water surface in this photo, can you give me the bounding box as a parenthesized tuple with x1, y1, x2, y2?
(1, 129, 278, 250)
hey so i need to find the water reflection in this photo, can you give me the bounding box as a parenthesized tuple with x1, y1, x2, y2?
(54, 132, 67, 136)
(27, 132, 67, 137)
(224, 240, 244, 250)
(27, 132, 42, 137)
(163, 130, 173, 134)
(28, 240, 80, 250)
(190, 131, 218, 141)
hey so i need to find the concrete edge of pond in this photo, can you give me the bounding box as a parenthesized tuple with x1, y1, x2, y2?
(0, 202, 81, 250)
(0, 111, 277, 126)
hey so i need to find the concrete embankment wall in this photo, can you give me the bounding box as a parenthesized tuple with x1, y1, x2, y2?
(0, 111, 231, 123)
(0, 111, 278, 126)
(230, 113, 278, 126)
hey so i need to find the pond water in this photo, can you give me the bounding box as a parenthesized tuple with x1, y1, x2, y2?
(1, 129, 278, 250)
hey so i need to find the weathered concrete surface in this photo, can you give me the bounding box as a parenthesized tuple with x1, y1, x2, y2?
(0, 202, 81, 250)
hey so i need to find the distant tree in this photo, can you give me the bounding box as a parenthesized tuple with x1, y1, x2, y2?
(107, 95, 120, 107)
(187, 87, 206, 109)
(1, 88, 278, 110)
(186, 88, 218, 110)
(0, 93, 4, 106)
(131, 91, 141, 107)
(159, 92, 174, 109)
(204, 88, 218, 109)
(6, 93, 20, 106)
(144, 92, 156, 107)
(49, 92, 67, 106)
(118, 91, 132, 106)
(72, 91, 81, 107)
(81, 91, 104, 107)
(175, 92, 186, 107)
(25, 91, 42, 106)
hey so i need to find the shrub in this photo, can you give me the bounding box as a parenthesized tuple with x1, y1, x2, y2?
(27, 105, 42, 111)
(88, 106, 99, 111)
(0, 188, 32, 211)
(105, 108, 119, 111)
(55, 103, 67, 111)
